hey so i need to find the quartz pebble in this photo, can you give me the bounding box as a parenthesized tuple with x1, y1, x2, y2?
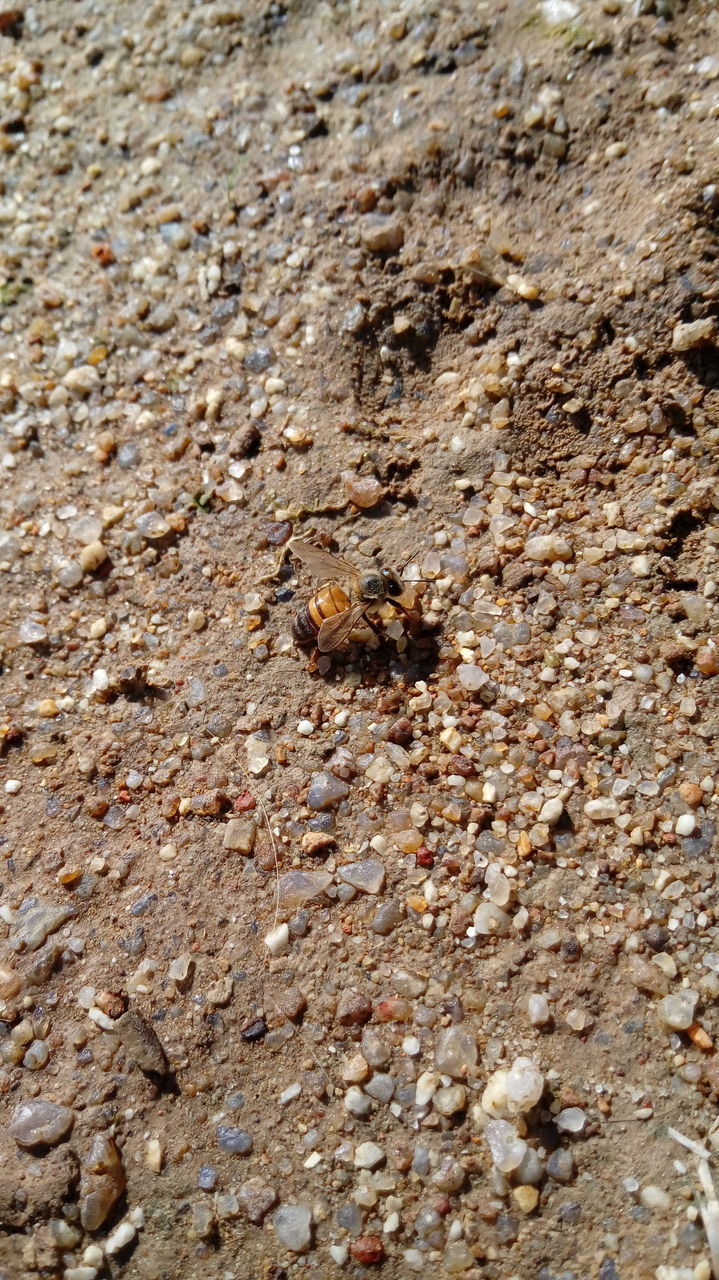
(276, 869, 332, 914)
(657, 992, 697, 1031)
(216, 1126, 253, 1156)
(10, 1099, 74, 1148)
(524, 535, 573, 563)
(222, 818, 256, 853)
(506, 1058, 545, 1113)
(354, 1141, 385, 1169)
(528, 994, 551, 1025)
(484, 1119, 528, 1172)
(672, 318, 715, 350)
(435, 1026, 478, 1078)
(474, 901, 511, 936)
(338, 858, 386, 895)
(342, 471, 383, 508)
(584, 798, 620, 821)
(555, 1107, 587, 1134)
(105, 1221, 136, 1255)
(272, 1204, 313, 1252)
(79, 1134, 126, 1230)
(307, 772, 349, 809)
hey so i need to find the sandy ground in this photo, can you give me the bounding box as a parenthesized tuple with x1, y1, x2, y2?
(1, 1, 719, 1278)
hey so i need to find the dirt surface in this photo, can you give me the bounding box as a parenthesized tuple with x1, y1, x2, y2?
(1, 1, 719, 1277)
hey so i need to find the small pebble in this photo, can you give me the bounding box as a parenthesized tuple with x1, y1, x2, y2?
(216, 1126, 253, 1156)
(272, 1204, 313, 1252)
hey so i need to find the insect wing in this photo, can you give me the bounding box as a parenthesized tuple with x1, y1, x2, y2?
(317, 603, 369, 653)
(289, 539, 356, 583)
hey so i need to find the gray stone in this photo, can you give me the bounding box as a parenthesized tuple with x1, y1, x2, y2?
(10, 1100, 74, 1149)
(238, 1176, 278, 1223)
(338, 858, 385, 895)
(114, 1009, 168, 1075)
(307, 772, 350, 810)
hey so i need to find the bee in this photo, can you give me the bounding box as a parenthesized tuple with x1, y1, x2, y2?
(290, 538, 415, 655)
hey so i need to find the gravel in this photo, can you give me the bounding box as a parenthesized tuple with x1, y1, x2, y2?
(0, 0, 718, 1275)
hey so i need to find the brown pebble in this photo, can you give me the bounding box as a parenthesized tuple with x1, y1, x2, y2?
(79, 1133, 126, 1231)
(350, 1235, 385, 1264)
(114, 1009, 169, 1075)
(387, 717, 413, 745)
(301, 831, 336, 855)
(229, 423, 260, 457)
(337, 991, 373, 1026)
(695, 645, 719, 675)
(679, 782, 703, 808)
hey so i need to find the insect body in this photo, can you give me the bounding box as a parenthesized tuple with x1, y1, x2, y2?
(290, 539, 410, 654)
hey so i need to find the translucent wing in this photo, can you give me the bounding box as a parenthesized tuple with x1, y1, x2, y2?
(289, 538, 357, 582)
(317, 603, 369, 653)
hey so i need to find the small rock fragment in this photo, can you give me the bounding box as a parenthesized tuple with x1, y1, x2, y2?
(10, 1100, 74, 1149)
(524, 535, 573, 563)
(434, 1026, 478, 1078)
(337, 990, 373, 1025)
(338, 858, 385, 895)
(513, 1185, 539, 1214)
(238, 1177, 278, 1224)
(216, 1126, 253, 1156)
(78, 541, 108, 573)
(350, 1235, 385, 1264)
(361, 216, 404, 253)
(79, 1134, 126, 1231)
(222, 818, 256, 853)
(114, 1009, 168, 1075)
(307, 772, 350, 810)
(273, 1203, 313, 1252)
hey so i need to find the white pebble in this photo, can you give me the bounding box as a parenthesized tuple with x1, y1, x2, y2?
(524, 534, 573, 563)
(657, 992, 697, 1031)
(105, 1221, 136, 1256)
(505, 1057, 544, 1114)
(675, 814, 696, 836)
(538, 797, 563, 825)
(631, 555, 652, 577)
(555, 1107, 586, 1134)
(264, 924, 290, 956)
(415, 1071, 440, 1107)
(584, 797, 620, 821)
(4, 780, 21, 794)
(344, 1086, 372, 1118)
(528, 994, 550, 1026)
(639, 1185, 672, 1212)
(296, 719, 315, 736)
(354, 1141, 385, 1169)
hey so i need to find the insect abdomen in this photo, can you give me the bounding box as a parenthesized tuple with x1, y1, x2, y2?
(293, 584, 351, 646)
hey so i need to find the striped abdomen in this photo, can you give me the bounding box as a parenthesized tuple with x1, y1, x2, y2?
(292, 583, 351, 646)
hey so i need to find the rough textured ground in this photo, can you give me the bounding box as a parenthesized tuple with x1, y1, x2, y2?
(1, 1, 719, 1278)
